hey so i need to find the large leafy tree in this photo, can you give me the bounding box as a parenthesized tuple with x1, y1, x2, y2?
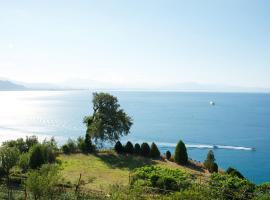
(84, 92, 133, 144)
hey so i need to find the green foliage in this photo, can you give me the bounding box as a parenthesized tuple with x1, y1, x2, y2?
(166, 150, 171, 160)
(140, 143, 150, 157)
(124, 141, 134, 154)
(174, 140, 188, 165)
(209, 173, 255, 200)
(84, 92, 133, 144)
(18, 152, 30, 173)
(226, 167, 245, 179)
(84, 133, 95, 153)
(29, 144, 56, 169)
(150, 143, 160, 159)
(131, 166, 191, 191)
(26, 164, 62, 199)
(26, 136, 39, 149)
(254, 183, 270, 199)
(0, 146, 19, 175)
(134, 143, 141, 155)
(61, 139, 77, 154)
(114, 141, 124, 154)
(204, 150, 218, 173)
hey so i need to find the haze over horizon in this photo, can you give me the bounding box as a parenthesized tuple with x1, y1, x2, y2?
(1, 1, 270, 89)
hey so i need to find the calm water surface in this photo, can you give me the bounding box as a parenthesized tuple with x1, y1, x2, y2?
(0, 91, 269, 184)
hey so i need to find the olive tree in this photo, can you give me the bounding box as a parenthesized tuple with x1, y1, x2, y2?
(84, 92, 133, 144)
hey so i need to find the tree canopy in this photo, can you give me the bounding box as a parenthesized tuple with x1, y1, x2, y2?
(84, 92, 133, 144)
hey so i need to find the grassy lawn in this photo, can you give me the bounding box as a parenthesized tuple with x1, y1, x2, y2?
(58, 151, 208, 191)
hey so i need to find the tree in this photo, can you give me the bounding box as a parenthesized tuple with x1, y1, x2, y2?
(125, 141, 134, 154)
(226, 167, 245, 179)
(174, 140, 188, 165)
(84, 133, 94, 153)
(140, 143, 150, 157)
(134, 143, 141, 155)
(29, 144, 44, 169)
(0, 147, 19, 175)
(150, 143, 160, 158)
(204, 150, 218, 173)
(114, 141, 124, 154)
(166, 150, 171, 160)
(84, 92, 133, 144)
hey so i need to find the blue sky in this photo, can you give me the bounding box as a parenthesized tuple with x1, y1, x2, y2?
(1, 0, 270, 88)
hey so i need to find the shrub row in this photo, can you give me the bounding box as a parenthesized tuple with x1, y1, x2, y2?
(114, 141, 161, 159)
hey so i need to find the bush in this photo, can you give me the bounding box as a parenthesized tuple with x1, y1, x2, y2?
(166, 150, 171, 160)
(29, 144, 56, 169)
(61, 139, 77, 154)
(0, 147, 19, 175)
(84, 133, 95, 153)
(77, 136, 86, 153)
(209, 173, 255, 199)
(174, 140, 188, 165)
(226, 167, 245, 179)
(18, 153, 30, 173)
(114, 141, 124, 154)
(140, 143, 150, 157)
(209, 162, 218, 173)
(124, 141, 134, 154)
(26, 164, 62, 199)
(131, 166, 191, 191)
(204, 150, 218, 173)
(134, 143, 141, 155)
(150, 143, 160, 158)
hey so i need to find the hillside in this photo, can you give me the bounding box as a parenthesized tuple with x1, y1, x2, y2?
(59, 151, 209, 192)
(0, 80, 26, 90)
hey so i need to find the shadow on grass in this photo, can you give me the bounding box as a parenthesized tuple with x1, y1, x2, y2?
(95, 152, 158, 170)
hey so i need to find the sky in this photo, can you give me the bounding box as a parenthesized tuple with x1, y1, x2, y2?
(1, 0, 270, 89)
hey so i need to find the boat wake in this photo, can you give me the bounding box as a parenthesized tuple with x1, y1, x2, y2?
(157, 142, 255, 151)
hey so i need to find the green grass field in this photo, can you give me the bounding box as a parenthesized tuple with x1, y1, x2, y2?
(58, 151, 208, 192)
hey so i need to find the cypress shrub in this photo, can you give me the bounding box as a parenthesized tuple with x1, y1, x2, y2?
(124, 141, 134, 154)
(84, 133, 95, 153)
(166, 150, 171, 160)
(174, 140, 188, 165)
(114, 141, 124, 154)
(204, 150, 218, 173)
(134, 143, 141, 155)
(150, 143, 160, 158)
(209, 162, 218, 173)
(140, 143, 150, 157)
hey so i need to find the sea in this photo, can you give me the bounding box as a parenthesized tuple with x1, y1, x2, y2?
(0, 90, 269, 184)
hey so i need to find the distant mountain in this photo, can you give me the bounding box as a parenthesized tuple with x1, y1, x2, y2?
(0, 80, 26, 91)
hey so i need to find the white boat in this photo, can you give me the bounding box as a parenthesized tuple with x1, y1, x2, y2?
(210, 101, 215, 106)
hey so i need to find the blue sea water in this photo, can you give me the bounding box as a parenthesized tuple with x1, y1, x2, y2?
(0, 90, 269, 184)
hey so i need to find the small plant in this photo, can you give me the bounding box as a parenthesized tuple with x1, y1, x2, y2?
(140, 143, 150, 157)
(124, 141, 134, 154)
(166, 150, 171, 160)
(114, 141, 124, 154)
(150, 143, 160, 158)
